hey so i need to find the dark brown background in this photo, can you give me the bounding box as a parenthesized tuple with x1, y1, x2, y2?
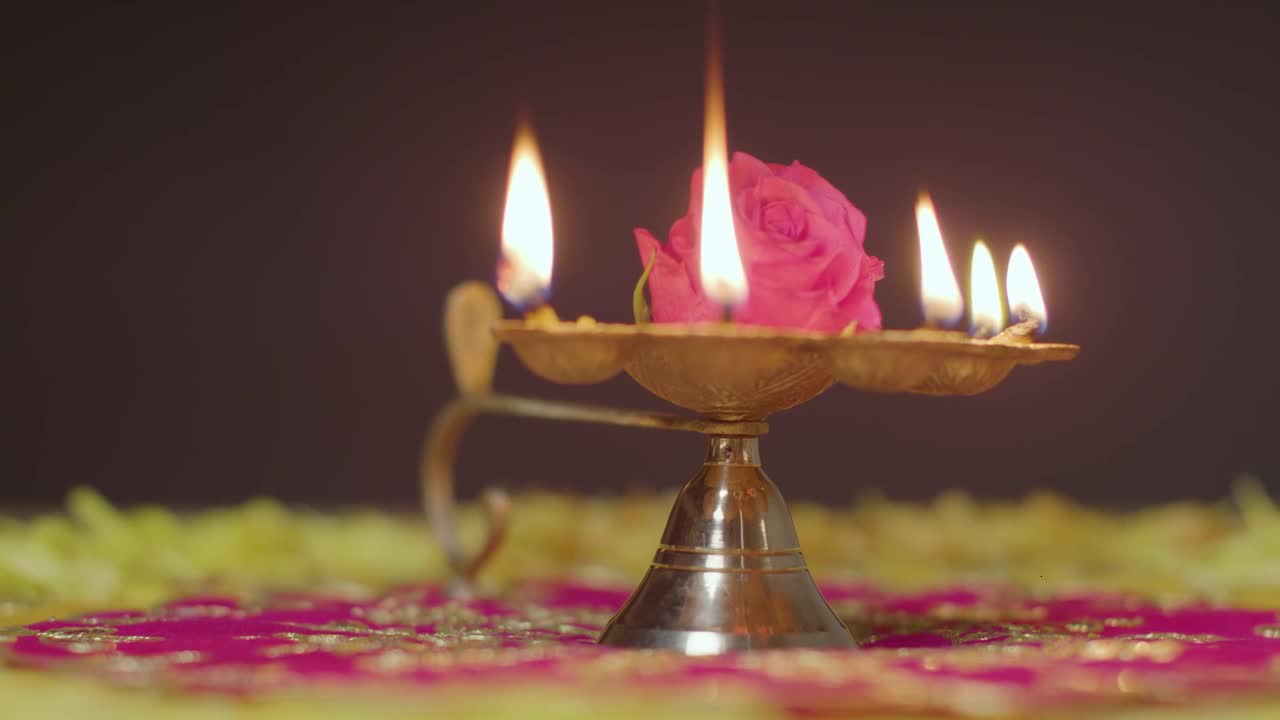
(7, 2, 1278, 506)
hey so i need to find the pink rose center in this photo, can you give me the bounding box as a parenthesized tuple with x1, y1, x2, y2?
(762, 201, 806, 240)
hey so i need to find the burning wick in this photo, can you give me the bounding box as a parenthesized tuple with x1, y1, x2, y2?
(991, 244, 1048, 345)
(495, 256, 551, 315)
(1006, 243, 1046, 329)
(498, 121, 556, 324)
(916, 194, 963, 330)
(520, 303, 561, 327)
(969, 240, 1004, 339)
(990, 319, 1039, 345)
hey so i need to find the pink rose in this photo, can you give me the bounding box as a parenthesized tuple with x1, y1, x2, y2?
(635, 152, 884, 332)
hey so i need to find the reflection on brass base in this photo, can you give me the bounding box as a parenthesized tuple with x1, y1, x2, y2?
(598, 436, 853, 654)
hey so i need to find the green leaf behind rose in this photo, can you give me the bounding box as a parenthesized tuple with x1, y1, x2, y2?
(633, 248, 656, 324)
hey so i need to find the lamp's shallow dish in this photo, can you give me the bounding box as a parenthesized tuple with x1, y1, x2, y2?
(624, 324, 833, 421)
(494, 321, 1079, 416)
(823, 330, 955, 393)
(500, 322, 636, 384)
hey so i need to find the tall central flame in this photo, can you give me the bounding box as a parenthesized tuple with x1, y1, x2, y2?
(698, 18, 747, 308)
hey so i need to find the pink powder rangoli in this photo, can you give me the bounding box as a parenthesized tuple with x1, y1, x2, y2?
(4, 581, 1280, 715)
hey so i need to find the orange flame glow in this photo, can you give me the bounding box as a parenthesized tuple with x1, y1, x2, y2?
(697, 17, 747, 308)
(498, 123, 553, 307)
(916, 194, 963, 328)
(1007, 243, 1047, 333)
(969, 240, 1004, 337)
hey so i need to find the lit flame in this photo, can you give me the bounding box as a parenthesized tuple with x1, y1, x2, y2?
(969, 240, 1004, 338)
(1007, 243, 1047, 333)
(916, 194, 963, 328)
(697, 19, 747, 308)
(497, 123, 553, 308)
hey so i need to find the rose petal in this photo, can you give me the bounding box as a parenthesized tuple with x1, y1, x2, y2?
(822, 248, 861, 300)
(844, 203, 868, 249)
(634, 228, 720, 324)
(729, 152, 774, 190)
(736, 196, 827, 267)
(839, 255, 885, 331)
(735, 283, 841, 331)
(775, 162, 868, 249)
(777, 162, 852, 217)
(752, 175, 824, 218)
(667, 216, 698, 266)
(746, 250, 840, 291)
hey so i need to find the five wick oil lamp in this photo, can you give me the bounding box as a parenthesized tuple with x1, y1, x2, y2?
(421, 49, 1079, 655)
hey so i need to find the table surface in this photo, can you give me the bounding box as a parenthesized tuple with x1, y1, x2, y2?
(3, 486, 1280, 719)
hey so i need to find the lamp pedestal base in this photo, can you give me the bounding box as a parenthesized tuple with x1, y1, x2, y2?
(598, 435, 853, 653)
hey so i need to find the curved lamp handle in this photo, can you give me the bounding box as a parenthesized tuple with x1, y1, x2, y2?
(422, 282, 766, 596)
